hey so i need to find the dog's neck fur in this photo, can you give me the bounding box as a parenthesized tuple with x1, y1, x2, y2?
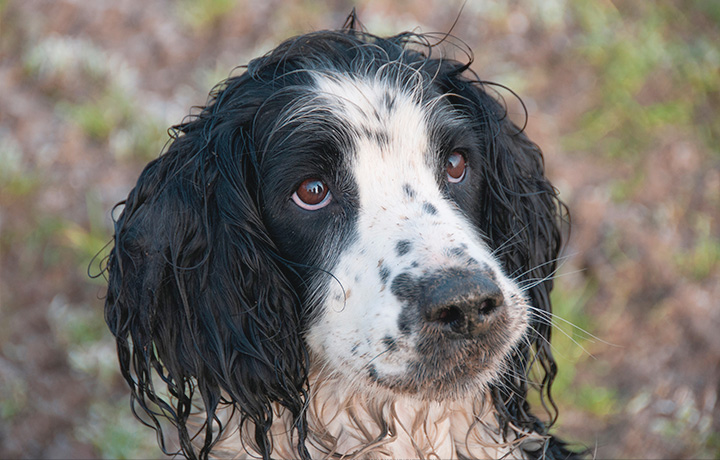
(212, 371, 544, 459)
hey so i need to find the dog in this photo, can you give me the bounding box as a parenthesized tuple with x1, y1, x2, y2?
(104, 13, 580, 460)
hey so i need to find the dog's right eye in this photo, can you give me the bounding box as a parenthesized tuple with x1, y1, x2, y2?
(446, 151, 467, 183)
(292, 178, 332, 210)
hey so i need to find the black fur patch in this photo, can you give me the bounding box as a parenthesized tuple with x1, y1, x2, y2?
(422, 202, 437, 215)
(397, 307, 414, 335)
(403, 184, 416, 199)
(361, 127, 390, 146)
(368, 364, 379, 381)
(382, 335, 398, 352)
(390, 272, 419, 303)
(379, 265, 391, 285)
(395, 240, 412, 256)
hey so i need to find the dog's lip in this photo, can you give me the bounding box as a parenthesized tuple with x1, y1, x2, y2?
(364, 347, 496, 396)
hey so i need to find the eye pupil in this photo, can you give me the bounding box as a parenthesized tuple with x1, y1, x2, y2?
(447, 151, 466, 183)
(293, 178, 331, 209)
(301, 180, 325, 203)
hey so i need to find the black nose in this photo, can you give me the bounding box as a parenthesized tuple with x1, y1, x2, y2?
(421, 269, 505, 338)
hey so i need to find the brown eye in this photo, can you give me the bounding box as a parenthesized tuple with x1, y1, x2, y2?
(446, 151, 467, 183)
(292, 178, 331, 210)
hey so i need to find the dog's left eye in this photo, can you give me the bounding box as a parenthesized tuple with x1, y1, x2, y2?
(292, 178, 332, 210)
(446, 151, 467, 183)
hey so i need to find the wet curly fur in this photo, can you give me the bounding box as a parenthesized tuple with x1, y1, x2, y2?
(103, 13, 581, 460)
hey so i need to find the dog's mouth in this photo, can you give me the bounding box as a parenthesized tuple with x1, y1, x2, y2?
(365, 296, 527, 399)
(365, 339, 513, 399)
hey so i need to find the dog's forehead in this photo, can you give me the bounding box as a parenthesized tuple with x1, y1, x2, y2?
(313, 73, 441, 201)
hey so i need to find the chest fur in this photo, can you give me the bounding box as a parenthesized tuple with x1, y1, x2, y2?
(212, 378, 541, 459)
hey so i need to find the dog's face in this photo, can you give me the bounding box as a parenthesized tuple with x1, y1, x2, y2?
(106, 26, 566, 459)
(260, 74, 529, 398)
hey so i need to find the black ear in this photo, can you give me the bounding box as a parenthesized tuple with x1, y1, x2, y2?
(484, 119, 565, 343)
(104, 78, 309, 460)
(486, 120, 567, 428)
(442, 70, 568, 434)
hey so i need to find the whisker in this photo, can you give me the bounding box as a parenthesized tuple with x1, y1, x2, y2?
(490, 223, 531, 259)
(517, 267, 586, 292)
(527, 305, 620, 348)
(511, 252, 576, 283)
(527, 323, 594, 361)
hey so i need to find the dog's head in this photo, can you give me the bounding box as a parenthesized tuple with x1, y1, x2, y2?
(105, 17, 566, 460)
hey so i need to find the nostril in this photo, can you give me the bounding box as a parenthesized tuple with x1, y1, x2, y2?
(431, 304, 467, 334)
(436, 305, 463, 325)
(478, 296, 501, 317)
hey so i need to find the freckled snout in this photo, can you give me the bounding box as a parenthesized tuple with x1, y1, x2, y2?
(421, 269, 505, 338)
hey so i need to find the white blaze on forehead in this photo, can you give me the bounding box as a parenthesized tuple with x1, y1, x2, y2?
(312, 74, 442, 207)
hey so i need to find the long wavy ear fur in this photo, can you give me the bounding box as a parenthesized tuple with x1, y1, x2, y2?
(104, 79, 309, 460)
(488, 120, 570, 454)
(440, 70, 572, 454)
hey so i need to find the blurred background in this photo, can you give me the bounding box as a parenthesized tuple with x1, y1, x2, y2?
(0, 0, 718, 458)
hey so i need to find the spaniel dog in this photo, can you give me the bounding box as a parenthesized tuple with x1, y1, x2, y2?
(104, 14, 580, 460)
